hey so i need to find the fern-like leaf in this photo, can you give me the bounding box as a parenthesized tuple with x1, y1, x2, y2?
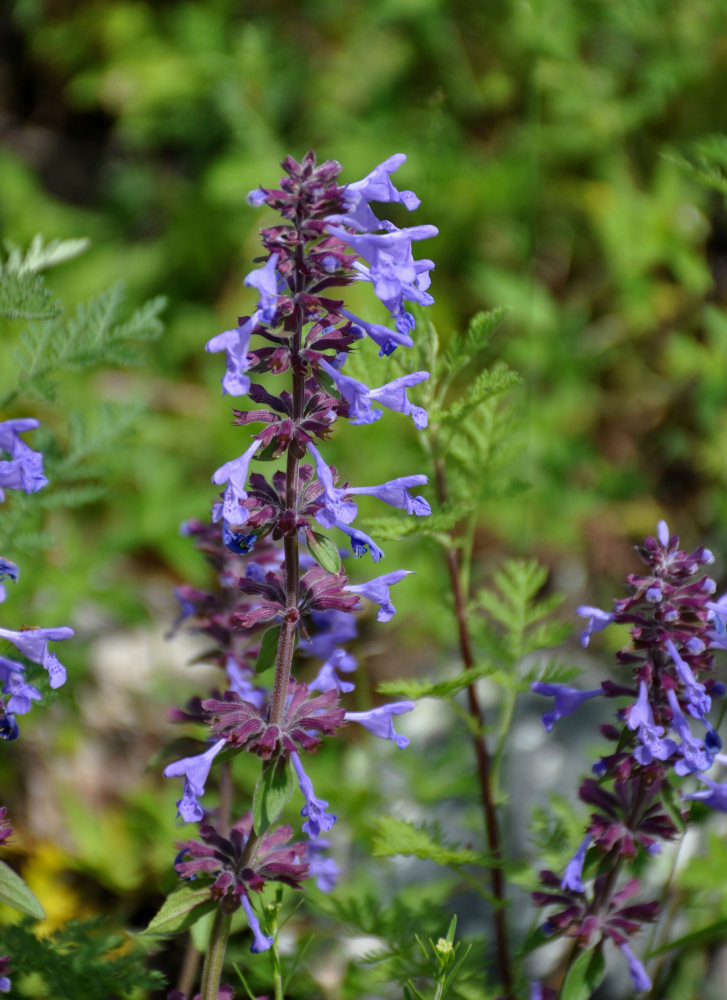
(371, 816, 493, 868)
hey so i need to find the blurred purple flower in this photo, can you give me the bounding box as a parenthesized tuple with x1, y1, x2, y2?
(345, 701, 415, 748)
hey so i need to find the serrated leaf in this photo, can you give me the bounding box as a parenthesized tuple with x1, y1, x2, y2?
(4, 234, 90, 274)
(0, 271, 61, 320)
(439, 363, 521, 427)
(308, 530, 341, 573)
(438, 306, 510, 377)
(0, 860, 46, 919)
(255, 626, 280, 675)
(140, 884, 215, 939)
(377, 663, 496, 701)
(560, 946, 606, 1000)
(364, 503, 474, 542)
(253, 756, 295, 832)
(370, 816, 493, 868)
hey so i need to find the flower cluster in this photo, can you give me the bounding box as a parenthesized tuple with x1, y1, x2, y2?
(0, 418, 74, 999)
(0, 419, 73, 740)
(531, 522, 726, 993)
(164, 152, 435, 956)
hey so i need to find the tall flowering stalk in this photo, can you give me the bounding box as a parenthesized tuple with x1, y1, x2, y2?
(530, 522, 727, 997)
(0, 418, 74, 995)
(161, 152, 437, 998)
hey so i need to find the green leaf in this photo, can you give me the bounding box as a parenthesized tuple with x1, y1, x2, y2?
(560, 946, 606, 1000)
(253, 756, 295, 832)
(438, 362, 521, 427)
(255, 626, 281, 675)
(0, 270, 61, 320)
(4, 234, 90, 274)
(364, 502, 475, 542)
(438, 306, 510, 377)
(140, 884, 215, 939)
(0, 860, 46, 920)
(370, 816, 493, 868)
(377, 663, 496, 701)
(661, 779, 687, 834)
(307, 529, 341, 573)
(647, 917, 727, 958)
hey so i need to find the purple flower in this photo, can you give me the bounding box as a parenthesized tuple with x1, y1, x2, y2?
(341, 308, 414, 356)
(561, 834, 592, 893)
(298, 609, 358, 661)
(683, 776, 727, 810)
(205, 314, 257, 396)
(291, 751, 337, 839)
(0, 956, 10, 994)
(164, 738, 226, 823)
(240, 893, 274, 953)
(576, 606, 614, 647)
(619, 942, 651, 992)
(307, 441, 357, 529)
(666, 689, 713, 775)
(665, 639, 710, 720)
(211, 439, 262, 526)
(0, 558, 18, 605)
(319, 358, 429, 428)
(344, 569, 413, 622)
(530, 682, 603, 732)
(329, 153, 421, 232)
(305, 838, 339, 892)
(326, 223, 437, 330)
(333, 520, 385, 562)
(243, 254, 280, 323)
(346, 476, 430, 517)
(345, 700, 415, 748)
(0, 418, 48, 498)
(628, 681, 677, 765)
(0, 625, 73, 689)
(0, 656, 42, 715)
(308, 648, 357, 694)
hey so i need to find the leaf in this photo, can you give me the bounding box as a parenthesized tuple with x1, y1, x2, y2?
(307, 529, 341, 573)
(3, 234, 90, 274)
(255, 626, 281, 675)
(560, 946, 606, 1000)
(0, 860, 46, 920)
(438, 362, 521, 427)
(139, 884, 215, 939)
(370, 816, 493, 868)
(438, 306, 510, 377)
(377, 663, 497, 701)
(0, 270, 61, 320)
(647, 917, 727, 958)
(364, 502, 475, 542)
(253, 756, 295, 832)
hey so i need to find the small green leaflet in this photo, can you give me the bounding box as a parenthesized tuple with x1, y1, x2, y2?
(371, 816, 493, 868)
(255, 626, 281, 675)
(377, 663, 496, 701)
(0, 860, 46, 920)
(140, 884, 215, 939)
(307, 530, 341, 573)
(560, 946, 606, 1000)
(253, 756, 295, 832)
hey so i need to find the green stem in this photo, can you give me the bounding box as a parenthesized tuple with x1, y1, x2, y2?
(200, 909, 232, 1000)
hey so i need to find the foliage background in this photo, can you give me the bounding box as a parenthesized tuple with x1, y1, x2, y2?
(2, 0, 727, 996)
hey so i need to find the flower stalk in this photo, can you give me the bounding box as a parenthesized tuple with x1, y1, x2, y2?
(162, 151, 437, 994)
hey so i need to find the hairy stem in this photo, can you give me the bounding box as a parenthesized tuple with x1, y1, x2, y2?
(433, 456, 514, 998)
(200, 909, 232, 1000)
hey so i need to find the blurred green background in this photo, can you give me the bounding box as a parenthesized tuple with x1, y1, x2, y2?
(3, 0, 727, 994)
